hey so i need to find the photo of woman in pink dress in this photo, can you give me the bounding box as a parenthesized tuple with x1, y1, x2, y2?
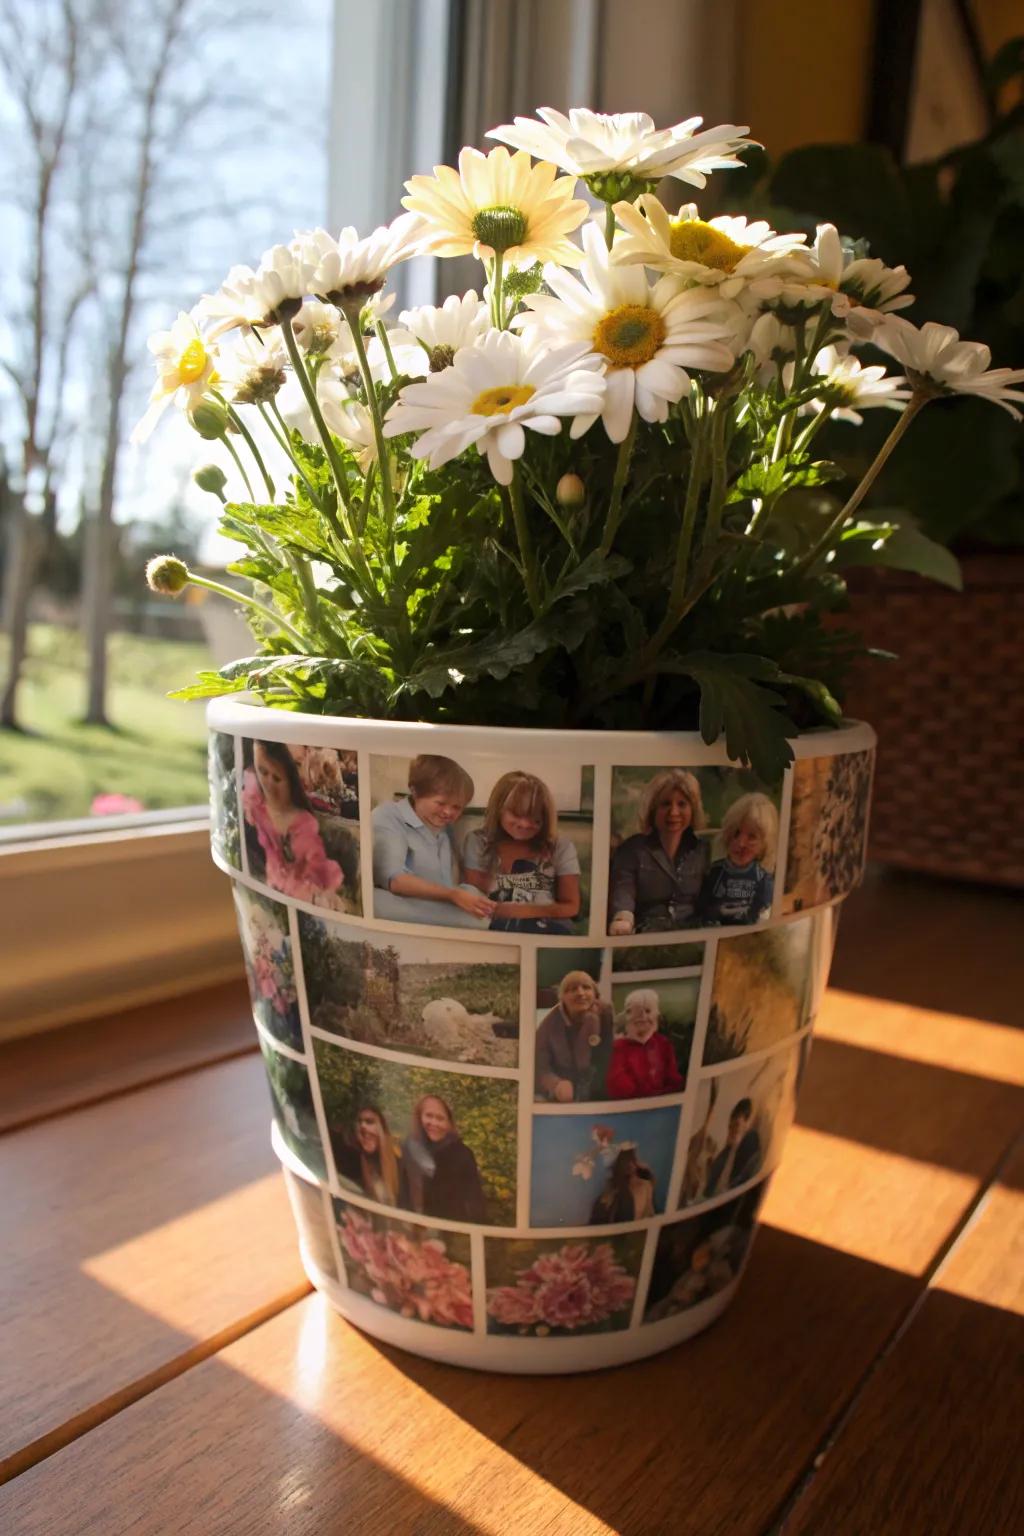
(243, 739, 359, 910)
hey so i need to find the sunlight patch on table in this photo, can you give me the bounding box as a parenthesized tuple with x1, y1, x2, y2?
(817, 991, 1024, 1087)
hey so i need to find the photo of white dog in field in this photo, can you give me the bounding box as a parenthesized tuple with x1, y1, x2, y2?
(420, 997, 507, 1060)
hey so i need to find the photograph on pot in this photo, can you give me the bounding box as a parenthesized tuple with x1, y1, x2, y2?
(534, 950, 697, 1103)
(370, 752, 594, 934)
(313, 1037, 518, 1226)
(234, 883, 301, 1051)
(680, 1037, 804, 1207)
(703, 913, 817, 1066)
(241, 738, 361, 912)
(485, 1230, 646, 1337)
(332, 1198, 475, 1332)
(608, 767, 782, 935)
(282, 1167, 338, 1280)
(783, 748, 875, 913)
(642, 1184, 767, 1324)
(259, 1033, 327, 1180)
(529, 1106, 680, 1227)
(610, 939, 704, 973)
(208, 730, 241, 869)
(299, 913, 520, 1068)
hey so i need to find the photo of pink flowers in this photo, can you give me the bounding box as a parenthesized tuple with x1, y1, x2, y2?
(370, 751, 593, 934)
(485, 1232, 645, 1337)
(609, 766, 782, 935)
(233, 884, 300, 1050)
(242, 738, 361, 912)
(333, 1199, 474, 1332)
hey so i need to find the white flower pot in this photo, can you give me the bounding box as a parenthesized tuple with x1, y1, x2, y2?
(208, 698, 875, 1373)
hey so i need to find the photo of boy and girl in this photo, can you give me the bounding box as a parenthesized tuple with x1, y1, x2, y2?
(534, 949, 698, 1104)
(681, 1039, 804, 1206)
(242, 738, 361, 912)
(608, 767, 781, 935)
(313, 1036, 518, 1226)
(371, 753, 593, 934)
(643, 1184, 766, 1323)
(529, 1108, 680, 1227)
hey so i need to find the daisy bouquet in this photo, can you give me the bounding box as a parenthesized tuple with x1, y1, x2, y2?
(142, 108, 1024, 778)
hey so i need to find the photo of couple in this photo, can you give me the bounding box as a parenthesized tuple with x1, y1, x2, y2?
(298, 914, 519, 1067)
(682, 1039, 805, 1206)
(370, 752, 593, 934)
(534, 950, 698, 1104)
(242, 738, 361, 912)
(643, 1185, 767, 1323)
(313, 1037, 518, 1226)
(529, 1107, 680, 1227)
(608, 767, 782, 935)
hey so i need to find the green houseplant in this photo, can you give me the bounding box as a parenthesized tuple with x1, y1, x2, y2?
(139, 107, 1022, 1372)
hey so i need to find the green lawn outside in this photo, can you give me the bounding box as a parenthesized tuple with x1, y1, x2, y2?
(0, 624, 213, 825)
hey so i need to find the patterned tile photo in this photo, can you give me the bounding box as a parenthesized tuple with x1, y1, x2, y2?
(783, 749, 874, 912)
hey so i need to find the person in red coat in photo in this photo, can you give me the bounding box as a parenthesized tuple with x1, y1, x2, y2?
(606, 989, 684, 1099)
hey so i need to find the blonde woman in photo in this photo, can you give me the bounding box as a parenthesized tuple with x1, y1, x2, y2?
(608, 769, 709, 934)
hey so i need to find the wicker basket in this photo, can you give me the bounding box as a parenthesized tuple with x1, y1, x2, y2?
(843, 554, 1024, 887)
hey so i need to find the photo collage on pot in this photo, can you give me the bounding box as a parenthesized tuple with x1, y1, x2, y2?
(209, 735, 865, 1339)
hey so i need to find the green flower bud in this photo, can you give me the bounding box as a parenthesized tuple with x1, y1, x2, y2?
(584, 171, 657, 206)
(146, 555, 190, 596)
(470, 204, 528, 254)
(427, 344, 456, 373)
(188, 397, 230, 441)
(556, 472, 586, 509)
(503, 262, 544, 301)
(194, 463, 228, 495)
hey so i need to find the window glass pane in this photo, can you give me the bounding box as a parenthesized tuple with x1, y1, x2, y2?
(0, 0, 331, 828)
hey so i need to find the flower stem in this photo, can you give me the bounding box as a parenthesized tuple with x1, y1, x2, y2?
(375, 320, 399, 382)
(666, 400, 709, 619)
(345, 311, 397, 536)
(599, 414, 637, 556)
(227, 406, 275, 499)
(281, 316, 357, 528)
(702, 399, 730, 555)
(604, 202, 616, 250)
(188, 571, 307, 649)
(490, 251, 505, 330)
(797, 393, 929, 570)
(222, 435, 255, 501)
(506, 466, 542, 617)
(259, 401, 325, 509)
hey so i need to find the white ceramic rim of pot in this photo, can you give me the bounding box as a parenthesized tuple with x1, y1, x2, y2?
(208, 696, 875, 765)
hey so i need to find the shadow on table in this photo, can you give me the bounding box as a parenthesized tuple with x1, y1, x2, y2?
(830, 866, 1024, 1027)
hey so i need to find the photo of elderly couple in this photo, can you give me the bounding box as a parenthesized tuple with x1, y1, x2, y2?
(313, 1036, 518, 1226)
(370, 751, 594, 934)
(534, 947, 699, 1103)
(242, 738, 361, 912)
(609, 766, 782, 934)
(643, 1184, 767, 1323)
(681, 1038, 807, 1206)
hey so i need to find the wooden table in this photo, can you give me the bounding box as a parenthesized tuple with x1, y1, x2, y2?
(2, 869, 1022, 1535)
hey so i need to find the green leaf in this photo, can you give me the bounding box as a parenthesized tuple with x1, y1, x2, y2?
(834, 520, 963, 590)
(653, 651, 796, 780)
(550, 550, 631, 601)
(167, 670, 249, 700)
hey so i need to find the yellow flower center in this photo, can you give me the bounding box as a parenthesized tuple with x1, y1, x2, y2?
(471, 383, 535, 416)
(176, 337, 208, 383)
(668, 219, 750, 272)
(593, 304, 665, 368)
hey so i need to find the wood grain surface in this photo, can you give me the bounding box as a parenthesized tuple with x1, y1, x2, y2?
(0, 1054, 307, 1479)
(0, 980, 253, 1133)
(784, 1138, 1024, 1536)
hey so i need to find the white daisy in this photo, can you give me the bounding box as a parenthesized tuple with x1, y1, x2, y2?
(318, 384, 378, 471)
(218, 329, 288, 405)
(402, 146, 589, 266)
(515, 221, 737, 442)
(486, 108, 753, 191)
(296, 214, 425, 309)
(612, 195, 806, 299)
(808, 345, 910, 423)
(382, 329, 606, 484)
(292, 299, 344, 356)
(130, 311, 218, 444)
(197, 244, 316, 340)
(872, 318, 1024, 417)
(399, 291, 490, 370)
(745, 314, 799, 385)
(773, 224, 915, 330)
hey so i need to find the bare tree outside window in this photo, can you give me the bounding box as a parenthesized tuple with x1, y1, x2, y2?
(0, 0, 328, 822)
